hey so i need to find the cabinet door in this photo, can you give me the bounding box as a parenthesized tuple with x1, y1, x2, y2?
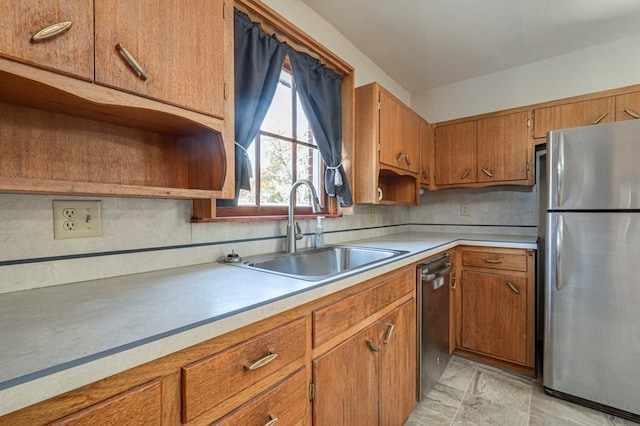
(95, 0, 225, 117)
(313, 324, 379, 425)
(533, 97, 615, 138)
(461, 270, 528, 365)
(419, 118, 433, 186)
(477, 112, 530, 183)
(0, 0, 93, 80)
(615, 92, 640, 121)
(379, 90, 420, 173)
(434, 121, 477, 186)
(378, 299, 416, 426)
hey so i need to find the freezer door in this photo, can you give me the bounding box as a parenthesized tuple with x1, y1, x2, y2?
(544, 212, 640, 415)
(547, 120, 640, 210)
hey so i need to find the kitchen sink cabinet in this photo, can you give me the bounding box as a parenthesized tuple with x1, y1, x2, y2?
(533, 97, 615, 139)
(312, 266, 416, 425)
(434, 112, 532, 188)
(354, 82, 421, 205)
(0, 0, 234, 203)
(454, 247, 535, 375)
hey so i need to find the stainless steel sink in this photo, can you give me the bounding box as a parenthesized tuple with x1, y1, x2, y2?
(228, 246, 408, 281)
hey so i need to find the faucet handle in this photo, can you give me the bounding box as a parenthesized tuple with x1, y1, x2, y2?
(295, 222, 303, 240)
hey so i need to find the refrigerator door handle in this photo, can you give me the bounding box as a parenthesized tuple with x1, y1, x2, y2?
(556, 214, 564, 290)
(557, 134, 565, 207)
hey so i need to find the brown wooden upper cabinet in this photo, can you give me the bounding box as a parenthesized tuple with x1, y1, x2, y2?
(434, 112, 531, 188)
(378, 89, 420, 174)
(615, 91, 640, 121)
(354, 83, 421, 205)
(419, 118, 433, 188)
(533, 97, 615, 139)
(0, 1, 94, 81)
(95, 0, 225, 118)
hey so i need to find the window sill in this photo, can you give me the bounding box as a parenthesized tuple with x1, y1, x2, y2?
(191, 213, 342, 223)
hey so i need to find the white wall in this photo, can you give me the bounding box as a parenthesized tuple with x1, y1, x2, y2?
(413, 34, 640, 123)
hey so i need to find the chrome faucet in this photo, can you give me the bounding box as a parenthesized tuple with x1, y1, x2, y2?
(286, 179, 322, 253)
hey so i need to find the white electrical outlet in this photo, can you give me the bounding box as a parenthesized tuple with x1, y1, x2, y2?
(460, 204, 470, 216)
(53, 200, 102, 239)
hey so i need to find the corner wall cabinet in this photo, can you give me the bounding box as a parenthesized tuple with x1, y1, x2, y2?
(0, 0, 234, 201)
(433, 112, 533, 189)
(354, 82, 422, 205)
(419, 118, 433, 189)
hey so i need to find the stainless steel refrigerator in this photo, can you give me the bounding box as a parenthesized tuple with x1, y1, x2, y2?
(543, 119, 640, 422)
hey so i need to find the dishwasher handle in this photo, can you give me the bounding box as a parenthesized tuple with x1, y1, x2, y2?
(421, 262, 453, 283)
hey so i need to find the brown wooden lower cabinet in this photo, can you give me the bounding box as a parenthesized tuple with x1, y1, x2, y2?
(454, 246, 535, 375)
(312, 298, 416, 425)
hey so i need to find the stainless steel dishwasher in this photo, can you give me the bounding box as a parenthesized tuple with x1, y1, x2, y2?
(417, 253, 453, 400)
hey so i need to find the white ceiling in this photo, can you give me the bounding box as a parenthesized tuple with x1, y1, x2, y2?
(299, 0, 640, 93)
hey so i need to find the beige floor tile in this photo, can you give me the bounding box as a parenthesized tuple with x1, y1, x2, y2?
(468, 369, 532, 412)
(439, 359, 478, 393)
(452, 393, 529, 426)
(530, 388, 607, 426)
(405, 382, 464, 426)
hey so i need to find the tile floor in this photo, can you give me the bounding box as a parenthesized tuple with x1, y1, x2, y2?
(405, 356, 639, 426)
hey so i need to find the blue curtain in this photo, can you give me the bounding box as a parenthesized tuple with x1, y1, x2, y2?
(288, 50, 353, 207)
(219, 9, 286, 205)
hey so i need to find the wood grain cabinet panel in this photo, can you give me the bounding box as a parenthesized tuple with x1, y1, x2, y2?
(95, 0, 225, 118)
(477, 112, 529, 183)
(182, 318, 306, 423)
(462, 250, 527, 272)
(434, 121, 477, 186)
(419, 118, 433, 187)
(212, 368, 308, 426)
(0, 0, 94, 81)
(533, 97, 615, 138)
(49, 378, 162, 426)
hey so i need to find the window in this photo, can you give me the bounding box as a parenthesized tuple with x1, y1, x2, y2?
(237, 58, 325, 213)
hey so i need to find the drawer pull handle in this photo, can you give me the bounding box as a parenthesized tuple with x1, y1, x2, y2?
(592, 111, 608, 125)
(365, 337, 380, 352)
(625, 109, 640, 119)
(31, 21, 73, 42)
(264, 414, 279, 426)
(244, 352, 278, 371)
(383, 322, 395, 345)
(506, 280, 520, 294)
(481, 167, 493, 177)
(484, 258, 502, 264)
(116, 43, 149, 81)
(461, 169, 471, 179)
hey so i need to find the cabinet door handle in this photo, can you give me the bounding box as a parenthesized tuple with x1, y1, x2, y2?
(383, 322, 395, 345)
(484, 258, 502, 264)
(244, 352, 278, 371)
(422, 170, 428, 179)
(592, 111, 608, 125)
(31, 21, 73, 43)
(624, 109, 640, 119)
(481, 167, 493, 177)
(506, 281, 520, 294)
(396, 152, 404, 162)
(116, 43, 149, 81)
(451, 276, 457, 289)
(405, 154, 411, 165)
(365, 337, 380, 352)
(263, 414, 279, 426)
(461, 169, 471, 179)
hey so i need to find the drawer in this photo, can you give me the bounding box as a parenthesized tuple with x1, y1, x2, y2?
(312, 268, 413, 348)
(50, 378, 161, 426)
(212, 368, 308, 426)
(182, 317, 306, 422)
(462, 250, 527, 272)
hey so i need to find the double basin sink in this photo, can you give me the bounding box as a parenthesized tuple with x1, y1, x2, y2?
(227, 245, 408, 281)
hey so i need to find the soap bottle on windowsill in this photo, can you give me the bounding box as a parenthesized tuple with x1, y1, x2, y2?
(313, 216, 325, 249)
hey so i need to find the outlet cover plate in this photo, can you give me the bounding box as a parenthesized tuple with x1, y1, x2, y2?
(53, 200, 102, 239)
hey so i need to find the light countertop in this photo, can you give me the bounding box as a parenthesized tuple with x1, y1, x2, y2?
(0, 232, 536, 416)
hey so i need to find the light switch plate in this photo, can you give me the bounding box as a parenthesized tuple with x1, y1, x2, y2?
(53, 200, 102, 239)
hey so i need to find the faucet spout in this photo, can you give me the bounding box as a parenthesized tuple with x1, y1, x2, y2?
(286, 179, 321, 253)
